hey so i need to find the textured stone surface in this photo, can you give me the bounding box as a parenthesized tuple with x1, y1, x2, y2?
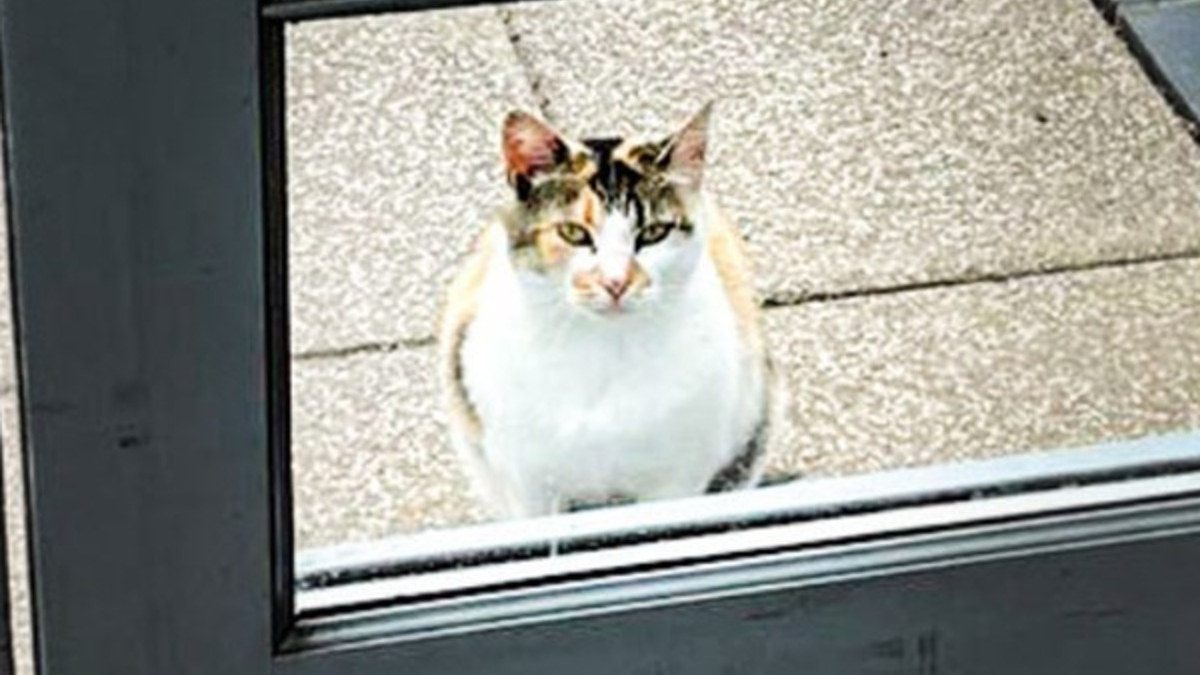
(285, 0, 1200, 352)
(0, 134, 33, 675)
(504, 0, 1200, 302)
(1, 392, 29, 675)
(290, 347, 486, 547)
(287, 0, 1200, 355)
(286, 7, 539, 353)
(770, 259, 1200, 478)
(291, 258, 1200, 548)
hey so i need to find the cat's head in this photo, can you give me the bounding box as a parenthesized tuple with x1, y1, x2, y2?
(500, 105, 712, 317)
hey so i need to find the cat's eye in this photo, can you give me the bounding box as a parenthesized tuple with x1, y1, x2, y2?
(557, 222, 594, 248)
(635, 221, 674, 249)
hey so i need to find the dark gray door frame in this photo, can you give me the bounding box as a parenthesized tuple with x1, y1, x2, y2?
(0, 0, 274, 672)
(2, 0, 1200, 674)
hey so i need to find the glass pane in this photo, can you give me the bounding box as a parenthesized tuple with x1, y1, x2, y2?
(284, 0, 1200, 559)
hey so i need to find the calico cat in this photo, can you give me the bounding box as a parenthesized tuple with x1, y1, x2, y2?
(439, 104, 779, 518)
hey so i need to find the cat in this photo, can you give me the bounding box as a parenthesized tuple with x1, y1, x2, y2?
(439, 103, 780, 518)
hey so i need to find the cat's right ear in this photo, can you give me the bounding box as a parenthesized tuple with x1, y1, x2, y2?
(655, 102, 712, 190)
(503, 112, 568, 196)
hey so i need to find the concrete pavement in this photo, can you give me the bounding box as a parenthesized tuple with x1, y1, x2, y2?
(291, 257, 1200, 546)
(283, 0, 1200, 549)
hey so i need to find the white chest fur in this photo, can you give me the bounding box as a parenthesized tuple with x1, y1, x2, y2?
(459, 230, 764, 517)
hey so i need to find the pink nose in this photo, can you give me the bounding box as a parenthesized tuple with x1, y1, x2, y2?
(601, 276, 630, 301)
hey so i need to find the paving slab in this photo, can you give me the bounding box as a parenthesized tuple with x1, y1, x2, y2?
(770, 259, 1200, 478)
(287, 0, 1200, 358)
(291, 257, 1200, 550)
(286, 7, 539, 354)
(290, 347, 486, 548)
(1, 391, 30, 675)
(0, 137, 33, 675)
(505, 0, 1200, 301)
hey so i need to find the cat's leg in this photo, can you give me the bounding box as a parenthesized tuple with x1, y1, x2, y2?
(449, 430, 515, 519)
(705, 416, 769, 493)
(486, 461, 563, 519)
(706, 364, 785, 493)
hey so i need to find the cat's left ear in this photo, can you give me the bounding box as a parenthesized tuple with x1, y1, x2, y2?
(658, 101, 713, 189)
(503, 111, 568, 179)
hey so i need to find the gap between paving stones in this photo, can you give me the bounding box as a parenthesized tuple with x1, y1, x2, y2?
(291, 247, 1200, 361)
(497, 7, 554, 120)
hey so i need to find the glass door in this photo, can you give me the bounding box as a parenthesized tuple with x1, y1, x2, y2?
(3, 0, 1199, 673)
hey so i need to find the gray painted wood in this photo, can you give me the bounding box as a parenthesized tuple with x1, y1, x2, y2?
(0, 0, 274, 672)
(279, 472, 1200, 655)
(285, 528, 1200, 675)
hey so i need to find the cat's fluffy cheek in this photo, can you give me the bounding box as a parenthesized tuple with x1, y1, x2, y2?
(567, 269, 601, 308)
(564, 264, 659, 314)
(638, 239, 701, 295)
(535, 233, 572, 268)
(562, 255, 609, 310)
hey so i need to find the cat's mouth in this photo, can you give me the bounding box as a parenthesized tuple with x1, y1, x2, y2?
(567, 283, 655, 317)
(595, 301, 630, 316)
(575, 294, 638, 317)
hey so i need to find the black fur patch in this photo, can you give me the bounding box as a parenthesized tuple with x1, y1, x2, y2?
(705, 416, 768, 493)
(450, 320, 482, 449)
(583, 137, 648, 229)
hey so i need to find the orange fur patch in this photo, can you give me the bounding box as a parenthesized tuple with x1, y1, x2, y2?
(627, 259, 651, 294)
(572, 270, 598, 292)
(438, 228, 494, 443)
(535, 227, 571, 266)
(582, 193, 596, 226)
(705, 204, 765, 361)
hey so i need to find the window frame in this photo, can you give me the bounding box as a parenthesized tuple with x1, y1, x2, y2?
(3, 0, 1200, 673)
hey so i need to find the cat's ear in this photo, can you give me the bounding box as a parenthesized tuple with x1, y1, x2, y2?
(657, 101, 712, 189)
(502, 111, 568, 181)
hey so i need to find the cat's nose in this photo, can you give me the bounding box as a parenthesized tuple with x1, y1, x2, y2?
(601, 276, 630, 301)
